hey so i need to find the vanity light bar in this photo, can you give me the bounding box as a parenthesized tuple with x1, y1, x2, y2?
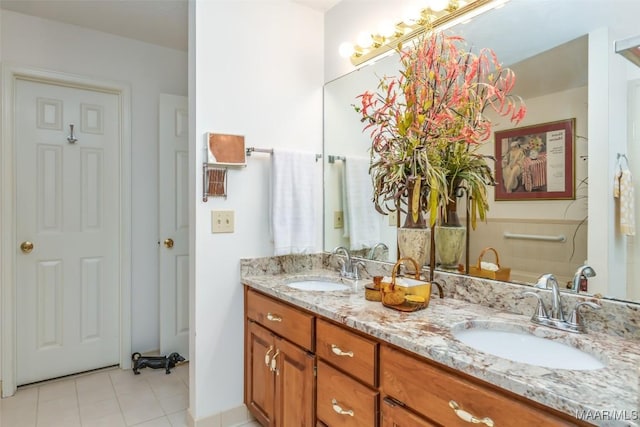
(347, 0, 510, 66)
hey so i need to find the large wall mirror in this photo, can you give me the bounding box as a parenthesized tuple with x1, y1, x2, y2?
(323, 0, 640, 303)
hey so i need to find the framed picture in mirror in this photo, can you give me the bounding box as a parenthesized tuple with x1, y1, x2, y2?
(494, 118, 575, 201)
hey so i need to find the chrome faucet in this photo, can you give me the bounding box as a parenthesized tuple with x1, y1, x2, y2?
(524, 273, 600, 333)
(570, 265, 596, 293)
(367, 242, 388, 260)
(536, 273, 565, 321)
(332, 246, 362, 279)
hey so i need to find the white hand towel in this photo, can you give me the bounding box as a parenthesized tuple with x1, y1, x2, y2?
(344, 156, 381, 250)
(271, 149, 318, 255)
(614, 168, 636, 236)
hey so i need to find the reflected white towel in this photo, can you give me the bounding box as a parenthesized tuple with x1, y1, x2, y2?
(614, 169, 636, 236)
(271, 149, 317, 254)
(343, 156, 380, 249)
(340, 163, 349, 239)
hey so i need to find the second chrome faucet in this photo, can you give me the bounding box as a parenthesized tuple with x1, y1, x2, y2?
(524, 273, 600, 333)
(332, 246, 363, 280)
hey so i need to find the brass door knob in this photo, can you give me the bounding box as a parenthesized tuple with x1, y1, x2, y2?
(20, 241, 34, 254)
(163, 238, 174, 249)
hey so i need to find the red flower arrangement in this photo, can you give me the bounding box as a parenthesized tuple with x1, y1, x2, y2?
(355, 31, 526, 229)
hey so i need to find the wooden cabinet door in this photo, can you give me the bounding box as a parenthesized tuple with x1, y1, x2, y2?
(246, 321, 276, 427)
(381, 397, 437, 427)
(275, 337, 315, 427)
(274, 336, 315, 427)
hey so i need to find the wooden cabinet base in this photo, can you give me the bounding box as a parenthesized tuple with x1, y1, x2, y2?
(244, 286, 587, 427)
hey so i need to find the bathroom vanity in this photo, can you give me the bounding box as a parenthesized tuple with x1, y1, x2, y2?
(242, 255, 640, 427)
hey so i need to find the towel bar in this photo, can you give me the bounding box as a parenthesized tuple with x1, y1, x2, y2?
(328, 155, 346, 163)
(504, 232, 566, 242)
(246, 147, 322, 161)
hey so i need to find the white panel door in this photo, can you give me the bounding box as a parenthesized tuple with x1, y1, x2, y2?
(16, 79, 120, 385)
(159, 94, 189, 358)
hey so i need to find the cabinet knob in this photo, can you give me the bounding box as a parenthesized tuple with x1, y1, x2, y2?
(331, 344, 354, 358)
(449, 400, 494, 426)
(331, 399, 354, 417)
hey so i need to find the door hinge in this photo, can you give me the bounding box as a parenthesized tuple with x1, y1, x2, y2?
(313, 365, 317, 377)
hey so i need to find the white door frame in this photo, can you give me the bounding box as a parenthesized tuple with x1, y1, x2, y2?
(0, 64, 132, 397)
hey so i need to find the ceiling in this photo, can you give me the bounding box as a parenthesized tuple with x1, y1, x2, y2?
(0, 0, 339, 51)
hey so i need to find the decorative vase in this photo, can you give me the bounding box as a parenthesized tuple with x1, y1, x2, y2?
(434, 225, 466, 269)
(397, 227, 430, 272)
(435, 197, 465, 270)
(529, 149, 539, 160)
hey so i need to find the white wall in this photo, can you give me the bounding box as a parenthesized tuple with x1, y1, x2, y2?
(190, 1, 323, 421)
(0, 10, 188, 353)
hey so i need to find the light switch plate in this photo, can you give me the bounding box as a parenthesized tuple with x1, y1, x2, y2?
(334, 211, 344, 229)
(211, 210, 234, 233)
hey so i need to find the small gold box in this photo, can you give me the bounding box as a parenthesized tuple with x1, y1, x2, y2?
(382, 276, 432, 299)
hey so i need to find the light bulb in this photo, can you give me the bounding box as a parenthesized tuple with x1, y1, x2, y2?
(338, 42, 355, 58)
(356, 32, 373, 48)
(428, 0, 449, 12)
(377, 20, 395, 38)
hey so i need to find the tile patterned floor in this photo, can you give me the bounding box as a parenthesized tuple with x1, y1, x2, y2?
(0, 363, 259, 427)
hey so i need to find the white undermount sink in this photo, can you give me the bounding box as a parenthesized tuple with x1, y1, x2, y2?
(286, 280, 350, 292)
(451, 322, 606, 371)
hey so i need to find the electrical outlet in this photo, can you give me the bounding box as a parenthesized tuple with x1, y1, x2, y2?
(334, 211, 344, 229)
(388, 211, 398, 226)
(211, 210, 234, 233)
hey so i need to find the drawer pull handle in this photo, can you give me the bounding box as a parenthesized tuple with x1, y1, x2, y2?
(266, 312, 282, 322)
(331, 399, 354, 417)
(449, 400, 494, 427)
(264, 345, 274, 367)
(331, 344, 354, 358)
(270, 349, 280, 372)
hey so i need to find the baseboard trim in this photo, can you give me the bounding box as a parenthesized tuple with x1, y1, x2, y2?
(188, 404, 255, 427)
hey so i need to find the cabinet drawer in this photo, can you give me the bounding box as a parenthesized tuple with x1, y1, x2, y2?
(317, 360, 378, 427)
(246, 290, 314, 351)
(316, 318, 378, 387)
(380, 345, 577, 427)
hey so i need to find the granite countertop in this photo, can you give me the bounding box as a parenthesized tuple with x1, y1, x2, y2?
(242, 269, 640, 427)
